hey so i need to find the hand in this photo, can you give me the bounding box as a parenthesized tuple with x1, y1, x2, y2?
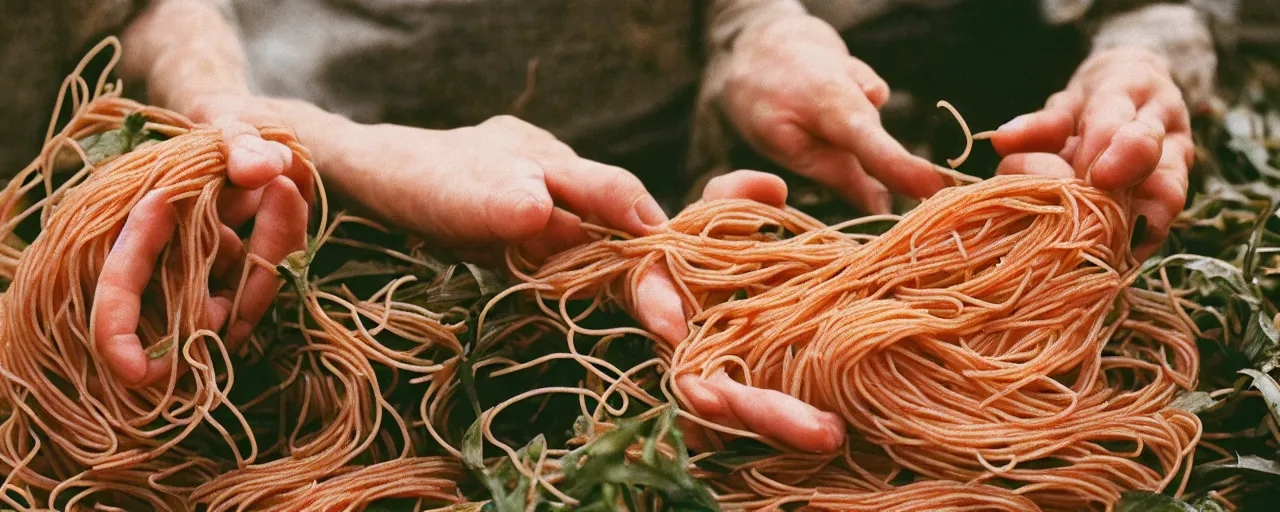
(987, 47, 1193, 259)
(325, 115, 669, 259)
(94, 94, 312, 387)
(632, 170, 846, 454)
(720, 15, 944, 214)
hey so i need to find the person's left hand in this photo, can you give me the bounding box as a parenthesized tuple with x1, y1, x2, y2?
(93, 107, 312, 388)
(986, 47, 1193, 259)
(720, 15, 945, 214)
(631, 170, 846, 454)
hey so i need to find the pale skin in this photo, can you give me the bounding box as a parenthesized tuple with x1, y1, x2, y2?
(101, 0, 1190, 454)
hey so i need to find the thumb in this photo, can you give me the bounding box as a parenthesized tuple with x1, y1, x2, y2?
(677, 373, 845, 453)
(214, 116, 293, 190)
(634, 265, 689, 345)
(811, 96, 944, 199)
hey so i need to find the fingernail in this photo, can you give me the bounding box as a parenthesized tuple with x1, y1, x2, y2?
(274, 142, 293, 165)
(1136, 120, 1163, 140)
(634, 196, 668, 229)
(112, 228, 129, 252)
(999, 114, 1029, 132)
(820, 412, 845, 450)
(226, 320, 253, 348)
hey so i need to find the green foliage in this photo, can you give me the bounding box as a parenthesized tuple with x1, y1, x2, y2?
(462, 408, 716, 512)
(1115, 491, 1226, 512)
(77, 112, 157, 164)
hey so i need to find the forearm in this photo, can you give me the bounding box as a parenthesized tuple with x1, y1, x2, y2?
(706, 0, 810, 54)
(120, 0, 250, 112)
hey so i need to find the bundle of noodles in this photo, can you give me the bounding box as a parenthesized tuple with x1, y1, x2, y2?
(513, 176, 1203, 510)
(0, 38, 465, 511)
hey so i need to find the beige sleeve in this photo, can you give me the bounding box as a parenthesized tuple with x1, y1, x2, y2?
(64, 0, 146, 52)
(1090, 4, 1217, 108)
(685, 0, 810, 186)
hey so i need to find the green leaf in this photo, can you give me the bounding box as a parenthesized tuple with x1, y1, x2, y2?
(1241, 308, 1280, 363)
(276, 249, 310, 292)
(462, 262, 496, 296)
(1196, 453, 1280, 477)
(458, 354, 483, 418)
(318, 260, 409, 283)
(1243, 200, 1278, 282)
(1190, 498, 1227, 512)
(461, 416, 485, 470)
(1239, 369, 1280, 425)
(122, 112, 146, 146)
(1183, 256, 1250, 296)
(1169, 391, 1221, 414)
(80, 131, 125, 164)
(558, 411, 718, 510)
(78, 112, 151, 164)
(146, 337, 175, 359)
(1115, 491, 1196, 512)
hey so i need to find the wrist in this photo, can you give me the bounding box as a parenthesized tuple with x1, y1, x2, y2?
(1084, 46, 1173, 77)
(738, 14, 844, 54)
(121, 0, 252, 112)
(148, 52, 252, 114)
(265, 98, 358, 172)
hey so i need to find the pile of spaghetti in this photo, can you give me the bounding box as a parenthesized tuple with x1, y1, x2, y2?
(0, 40, 468, 511)
(514, 153, 1203, 509)
(0, 39, 1205, 512)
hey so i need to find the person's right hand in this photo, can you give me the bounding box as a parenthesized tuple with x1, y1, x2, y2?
(324, 114, 670, 259)
(313, 113, 847, 451)
(633, 171, 847, 454)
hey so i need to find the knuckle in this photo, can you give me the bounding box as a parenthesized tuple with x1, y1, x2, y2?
(604, 167, 646, 198)
(515, 157, 547, 182)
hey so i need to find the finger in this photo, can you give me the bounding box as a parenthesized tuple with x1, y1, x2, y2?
(748, 120, 890, 214)
(700, 170, 788, 207)
(216, 187, 263, 229)
(256, 131, 317, 207)
(1091, 89, 1187, 191)
(93, 191, 176, 386)
(132, 294, 235, 388)
(518, 208, 591, 263)
(1044, 89, 1084, 113)
(408, 153, 554, 246)
(677, 417, 711, 452)
(634, 265, 689, 346)
(676, 374, 743, 431)
(996, 153, 1077, 179)
(544, 160, 668, 236)
(224, 177, 308, 350)
(810, 95, 944, 199)
(836, 157, 891, 215)
(678, 373, 845, 453)
(989, 109, 1075, 156)
(1060, 136, 1081, 163)
(215, 116, 292, 190)
(1073, 93, 1138, 178)
(211, 224, 243, 280)
(846, 58, 890, 108)
(1132, 134, 1192, 259)
(1087, 119, 1164, 190)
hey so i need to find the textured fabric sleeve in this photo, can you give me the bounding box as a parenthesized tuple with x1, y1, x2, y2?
(685, 0, 810, 183)
(0, 0, 145, 178)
